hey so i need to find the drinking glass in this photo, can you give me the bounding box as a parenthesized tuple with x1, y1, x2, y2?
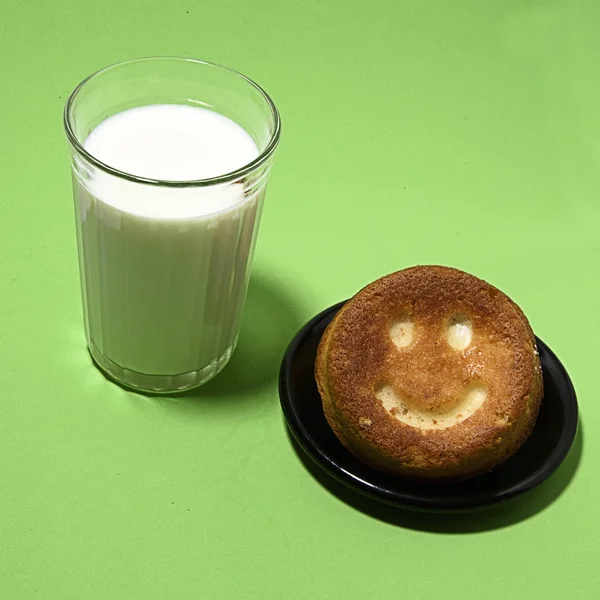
(64, 57, 281, 393)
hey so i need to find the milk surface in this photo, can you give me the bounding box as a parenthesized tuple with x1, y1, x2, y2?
(73, 104, 263, 376)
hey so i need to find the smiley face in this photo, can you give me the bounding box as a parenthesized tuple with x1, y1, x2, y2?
(375, 311, 492, 430)
(315, 266, 543, 479)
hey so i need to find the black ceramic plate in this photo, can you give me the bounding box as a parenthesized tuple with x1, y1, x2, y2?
(279, 301, 578, 512)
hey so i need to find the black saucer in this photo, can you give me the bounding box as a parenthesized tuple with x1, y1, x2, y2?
(279, 301, 578, 512)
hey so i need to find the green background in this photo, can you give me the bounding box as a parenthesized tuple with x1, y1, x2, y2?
(1, 0, 598, 598)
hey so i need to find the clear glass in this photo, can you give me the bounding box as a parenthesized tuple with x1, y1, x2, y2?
(64, 57, 280, 393)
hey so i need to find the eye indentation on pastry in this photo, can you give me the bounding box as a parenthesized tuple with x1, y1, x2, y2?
(389, 315, 414, 348)
(446, 313, 472, 350)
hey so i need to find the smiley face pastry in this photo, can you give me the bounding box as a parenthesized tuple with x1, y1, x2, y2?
(315, 266, 543, 481)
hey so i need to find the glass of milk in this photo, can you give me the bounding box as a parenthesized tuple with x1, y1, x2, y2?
(64, 57, 280, 393)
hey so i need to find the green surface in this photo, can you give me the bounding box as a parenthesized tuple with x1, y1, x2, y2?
(1, 1, 598, 598)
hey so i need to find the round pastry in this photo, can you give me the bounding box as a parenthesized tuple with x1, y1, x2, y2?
(315, 265, 543, 481)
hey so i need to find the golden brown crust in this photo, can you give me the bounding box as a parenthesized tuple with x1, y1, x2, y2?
(315, 265, 543, 481)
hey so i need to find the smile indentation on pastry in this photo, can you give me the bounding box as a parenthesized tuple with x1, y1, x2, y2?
(446, 313, 472, 350)
(389, 315, 414, 348)
(375, 382, 488, 430)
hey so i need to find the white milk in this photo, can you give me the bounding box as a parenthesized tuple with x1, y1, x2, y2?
(73, 104, 263, 379)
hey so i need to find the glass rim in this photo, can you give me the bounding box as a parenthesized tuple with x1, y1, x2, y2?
(63, 56, 281, 188)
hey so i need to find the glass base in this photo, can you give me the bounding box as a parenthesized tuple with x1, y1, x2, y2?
(88, 341, 235, 394)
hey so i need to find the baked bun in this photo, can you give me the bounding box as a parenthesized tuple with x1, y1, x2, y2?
(315, 266, 543, 481)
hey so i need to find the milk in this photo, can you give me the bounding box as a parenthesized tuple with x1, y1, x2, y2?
(72, 104, 264, 383)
